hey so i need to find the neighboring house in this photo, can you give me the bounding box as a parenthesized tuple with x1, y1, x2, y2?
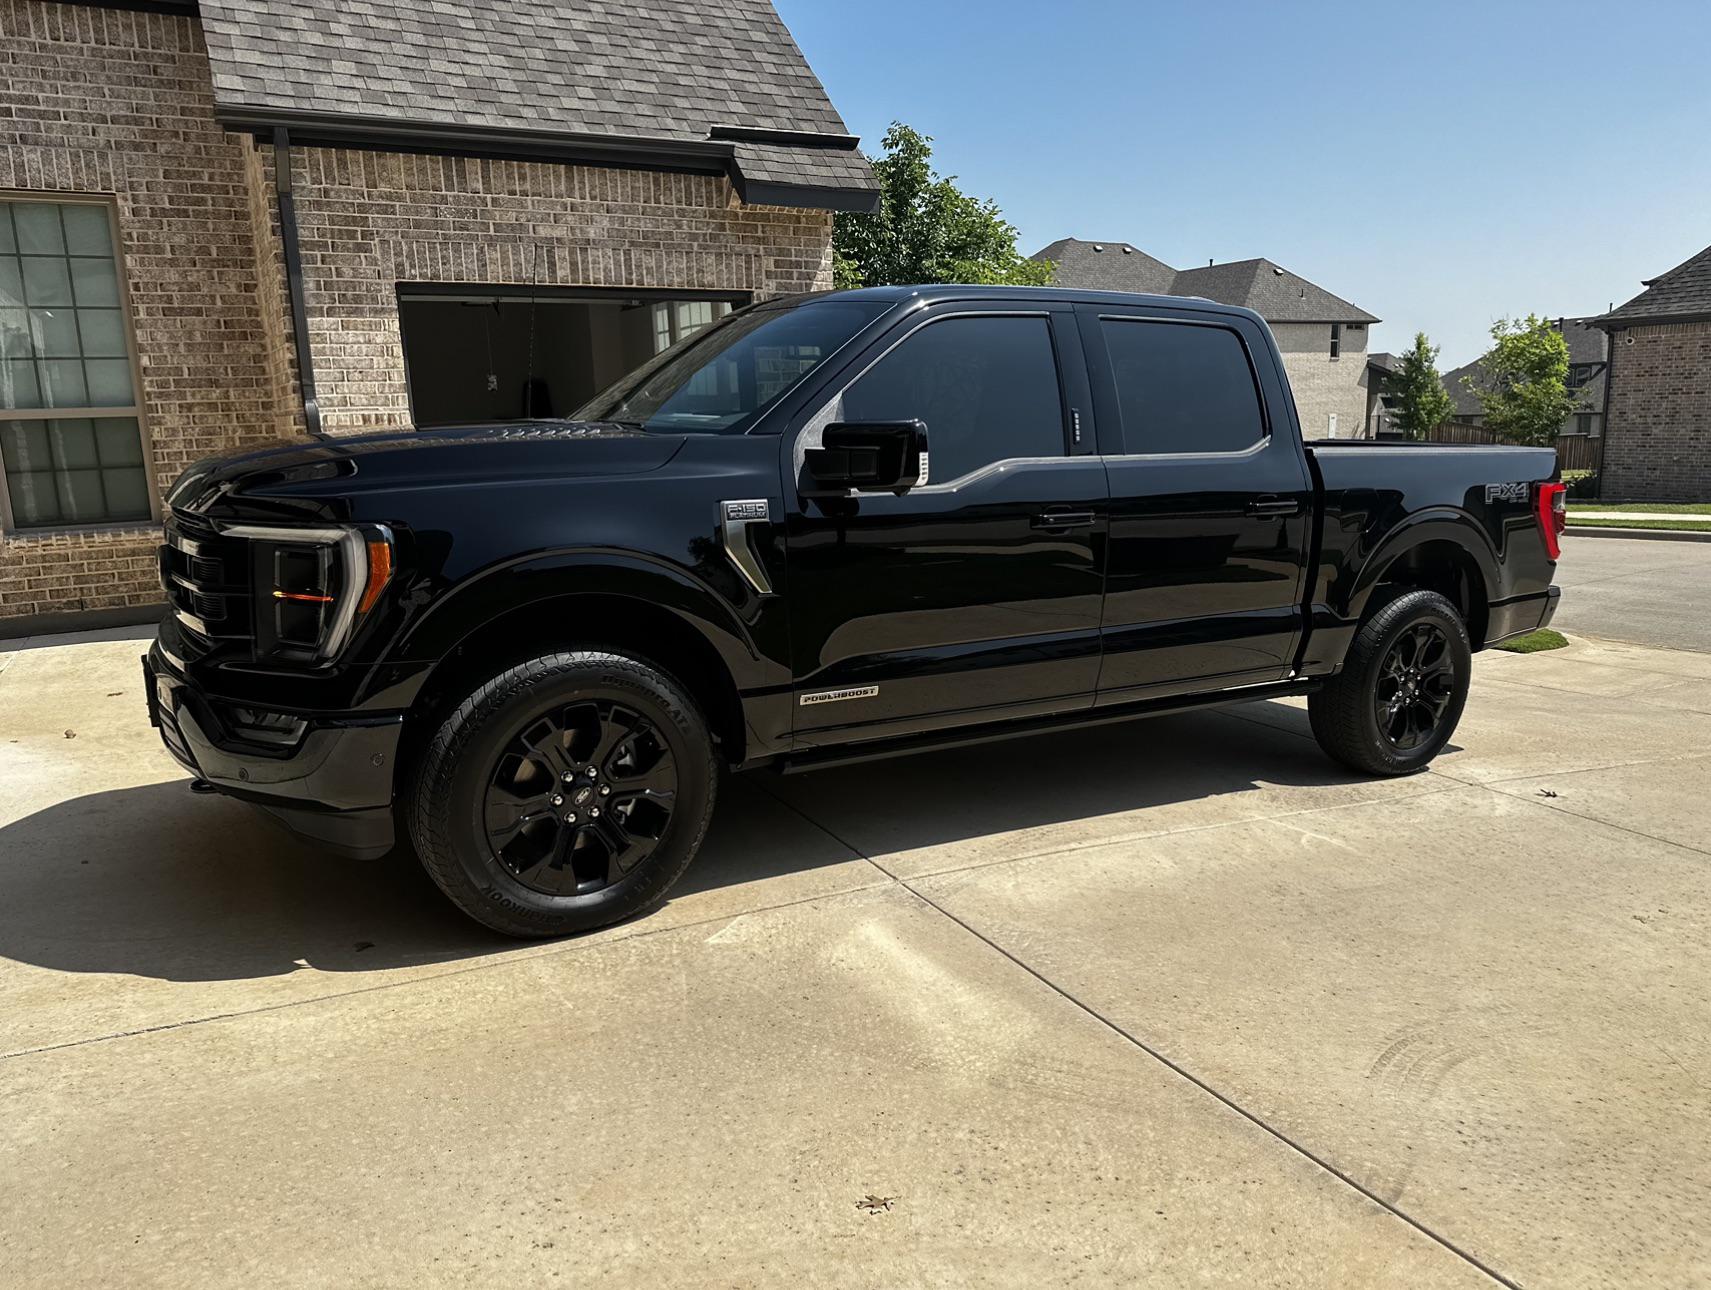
(0, 0, 875, 632)
(1593, 243, 1711, 501)
(1365, 352, 1401, 436)
(1441, 317, 1609, 436)
(1033, 239, 1379, 440)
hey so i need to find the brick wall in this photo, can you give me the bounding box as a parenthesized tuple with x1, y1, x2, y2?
(0, 1, 839, 629)
(0, 0, 286, 623)
(1600, 321, 1711, 502)
(280, 147, 835, 434)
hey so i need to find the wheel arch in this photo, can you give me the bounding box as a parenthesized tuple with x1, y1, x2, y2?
(1346, 513, 1498, 648)
(394, 554, 770, 774)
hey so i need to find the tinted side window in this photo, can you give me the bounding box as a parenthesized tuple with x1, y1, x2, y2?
(841, 315, 1065, 481)
(1100, 319, 1266, 454)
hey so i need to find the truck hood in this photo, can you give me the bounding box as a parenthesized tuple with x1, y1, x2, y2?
(167, 421, 686, 513)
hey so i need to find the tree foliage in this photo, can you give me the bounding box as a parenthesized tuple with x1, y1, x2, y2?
(1468, 315, 1582, 446)
(1391, 332, 1455, 439)
(834, 123, 1052, 290)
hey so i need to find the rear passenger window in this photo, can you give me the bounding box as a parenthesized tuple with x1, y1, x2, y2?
(1100, 319, 1266, 454)
(841, 315, 1065, 482)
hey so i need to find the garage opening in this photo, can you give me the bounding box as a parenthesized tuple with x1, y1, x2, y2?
(397, 286, 747, 427)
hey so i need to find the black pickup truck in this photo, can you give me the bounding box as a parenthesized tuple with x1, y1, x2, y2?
(146, 285, 1563, 936)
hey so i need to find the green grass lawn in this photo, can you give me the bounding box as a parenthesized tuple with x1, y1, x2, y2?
(1567, 516, 1711, 532)
(1570, 501, 1711, 515)
(1496, 628, 1569, 654)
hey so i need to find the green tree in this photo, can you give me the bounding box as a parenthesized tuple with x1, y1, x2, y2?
(1391, 331, 1455, 439)
(1468, 315, 1582, 446)
(834, 123, 1053, 290)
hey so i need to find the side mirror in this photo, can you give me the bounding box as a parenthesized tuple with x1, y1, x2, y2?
(803, 420, 929, 495)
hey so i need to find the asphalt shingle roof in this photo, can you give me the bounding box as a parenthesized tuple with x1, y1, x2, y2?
(1032, 239, 1377, 324)
(195, 0, 875, 206)
(1599, 242, 1711, 325)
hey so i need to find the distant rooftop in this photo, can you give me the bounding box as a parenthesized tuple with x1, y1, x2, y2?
(1031, 238, 1377, 324)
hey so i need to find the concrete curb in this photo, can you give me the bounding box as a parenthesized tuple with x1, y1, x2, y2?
(1566, 525, 1711, 543)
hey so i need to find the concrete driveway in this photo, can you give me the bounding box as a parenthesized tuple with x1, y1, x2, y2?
(2, 626, 1708, 1287)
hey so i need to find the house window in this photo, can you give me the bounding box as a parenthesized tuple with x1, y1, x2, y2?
(1330, 323, 1342, 360)
(1576, 412, 1595, 435)
(0, 196, 153, 530)
(652, 299, 732, 355)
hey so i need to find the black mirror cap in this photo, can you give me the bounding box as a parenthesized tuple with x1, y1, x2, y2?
(803, 420, 928, 496)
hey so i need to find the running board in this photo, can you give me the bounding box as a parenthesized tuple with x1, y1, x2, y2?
(775, 678, 1320, 775)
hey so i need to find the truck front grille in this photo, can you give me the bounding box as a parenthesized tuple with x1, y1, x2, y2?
(160, 510, 253, 643)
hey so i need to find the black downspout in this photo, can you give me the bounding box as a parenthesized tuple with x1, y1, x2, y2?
(273, 127, 326, 439)
(1597, 327, 1616, 496)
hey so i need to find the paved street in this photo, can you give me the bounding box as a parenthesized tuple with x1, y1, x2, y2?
(1553, 533, 1711, 653)
(3, 622, 1710, 1287)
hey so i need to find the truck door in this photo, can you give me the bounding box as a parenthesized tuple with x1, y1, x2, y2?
(783, 302, 1107, 747)
(1076, 302, 1312, 702)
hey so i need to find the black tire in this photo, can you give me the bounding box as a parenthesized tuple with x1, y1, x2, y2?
(408, 651, 717, 938)
(1308, 589, 1471, 777)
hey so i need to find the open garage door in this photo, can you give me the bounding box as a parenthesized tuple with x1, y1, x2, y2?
(398, 286, 744, 427)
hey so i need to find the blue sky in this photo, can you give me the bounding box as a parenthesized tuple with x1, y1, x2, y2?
(776, 0, 1711, 367)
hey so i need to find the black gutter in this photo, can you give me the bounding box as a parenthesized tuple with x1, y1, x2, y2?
(272, 128, 325, 440)
(55, 0, 197, 14)
(224, 108, 734, 177)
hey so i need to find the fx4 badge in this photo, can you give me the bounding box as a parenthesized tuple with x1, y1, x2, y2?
(1484, 482, 1530, 504)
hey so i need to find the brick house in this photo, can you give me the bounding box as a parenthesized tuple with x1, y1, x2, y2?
(1032, 239, 1380, 440)
(1593, 242, 1711, 501)
(0, 0, 875, 633)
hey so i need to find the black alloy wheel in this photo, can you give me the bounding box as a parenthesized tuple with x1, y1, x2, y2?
(484, 699, 679, 895)
(1373, 622, 1457, 751)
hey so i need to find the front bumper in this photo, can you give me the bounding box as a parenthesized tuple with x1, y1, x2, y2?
(145, 643, 402, 859)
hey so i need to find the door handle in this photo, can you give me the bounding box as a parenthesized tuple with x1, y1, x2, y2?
(1031, 510, 1097, 530)
(1247, 496, 1302, 517)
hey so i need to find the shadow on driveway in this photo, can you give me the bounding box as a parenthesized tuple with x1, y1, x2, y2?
(0, 706, 1396, 985)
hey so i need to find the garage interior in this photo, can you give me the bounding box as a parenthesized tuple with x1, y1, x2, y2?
(398, 288, 742, 426)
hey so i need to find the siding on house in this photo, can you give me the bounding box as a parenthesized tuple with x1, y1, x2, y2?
(1271, 322, 1370, 440)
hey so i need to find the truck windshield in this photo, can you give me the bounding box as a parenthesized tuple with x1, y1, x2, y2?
(574, 299, 886, 434)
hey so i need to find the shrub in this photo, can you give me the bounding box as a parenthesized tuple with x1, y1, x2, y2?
(1561, 469, 1599, 498)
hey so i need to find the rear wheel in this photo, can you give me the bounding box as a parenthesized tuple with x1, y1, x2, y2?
(1309, 589, 1471, 776)
(408, 651, 717, 937)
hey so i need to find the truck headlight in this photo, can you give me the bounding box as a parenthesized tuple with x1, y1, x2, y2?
(224, 523, 393, 663)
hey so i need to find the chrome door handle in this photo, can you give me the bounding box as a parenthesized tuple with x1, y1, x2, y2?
(719, 499, 774, 596)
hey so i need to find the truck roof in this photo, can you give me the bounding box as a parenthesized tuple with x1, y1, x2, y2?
(786, 283, 1265, 323)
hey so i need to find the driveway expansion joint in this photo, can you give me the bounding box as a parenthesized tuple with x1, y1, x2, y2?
(750, 777, 1519, 1290)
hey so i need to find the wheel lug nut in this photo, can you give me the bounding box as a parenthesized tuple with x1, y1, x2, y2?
(590, 807, 601, 818)
(563, 811, 578, 824)
(598, 784, 610, 795)
(561, 771, 574, 783)
(551, 794, 564, 807)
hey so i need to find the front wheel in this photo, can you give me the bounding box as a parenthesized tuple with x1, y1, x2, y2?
(1309, 589, 1471, 776)
(408, 651, 718, 938)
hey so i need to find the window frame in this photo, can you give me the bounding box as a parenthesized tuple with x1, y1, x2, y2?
(795, 307, 1077, 492)
(1330, 322, 1342, 360)
(0, 191, 159, 536)
(1090, 313, 1275, 459)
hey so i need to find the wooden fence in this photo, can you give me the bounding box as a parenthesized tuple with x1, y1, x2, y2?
(1379, 422, 1602, 473)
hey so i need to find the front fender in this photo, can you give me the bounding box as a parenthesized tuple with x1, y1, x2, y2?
(392, 548, 782, 690)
